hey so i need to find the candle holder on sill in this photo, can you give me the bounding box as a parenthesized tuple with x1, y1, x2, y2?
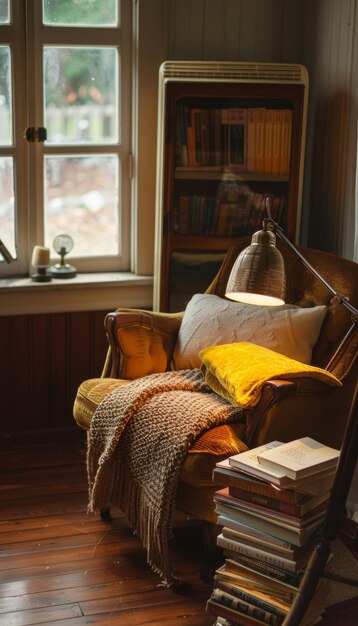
(50, 234, 77, 279)
(31, 245, 52, 282)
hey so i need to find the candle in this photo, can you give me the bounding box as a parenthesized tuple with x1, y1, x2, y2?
(32, 245, 50, 267)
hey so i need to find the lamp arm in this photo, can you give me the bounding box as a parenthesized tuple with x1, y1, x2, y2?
(264, 218, 358, 322)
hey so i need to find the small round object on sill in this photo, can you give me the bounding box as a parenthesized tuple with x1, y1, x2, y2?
(51, 234, 77, 279)
(50, 263, 77, 279)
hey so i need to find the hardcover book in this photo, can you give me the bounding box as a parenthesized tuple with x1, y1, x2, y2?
(214, 459, 308, 503)
(227, 483, 329, 517)
(217, 515, 295, 549)
(210, 587, 277, 625)
(214, 501, 324, 546)
(214, 488, 329, 528)
(225, 558, 301, 591)
(214, 579, 289, 621)
(217, 533, 312, 573)
(228, 442, 336, 492)
(215, 563, 297, 602)
(206, 598, 270, 626)
(221, 526, 314, 560)
(256, 437, 340, 480)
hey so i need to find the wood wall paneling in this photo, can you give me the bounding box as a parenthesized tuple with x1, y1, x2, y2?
(0, 311, 108, 434)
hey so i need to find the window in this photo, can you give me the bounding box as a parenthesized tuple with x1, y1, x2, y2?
(0, 0, 131, 277)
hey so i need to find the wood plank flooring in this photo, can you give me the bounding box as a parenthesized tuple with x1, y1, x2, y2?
(0, 433, 214, 626)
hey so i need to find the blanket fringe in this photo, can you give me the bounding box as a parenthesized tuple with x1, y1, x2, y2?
(88, 453, 179, 585)
(86, 369, 243, 586)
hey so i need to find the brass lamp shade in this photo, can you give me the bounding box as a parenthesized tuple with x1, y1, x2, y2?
(225, 229, 286, 306)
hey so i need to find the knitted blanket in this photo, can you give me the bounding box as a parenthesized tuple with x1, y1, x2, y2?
(87, 368, 242, 586)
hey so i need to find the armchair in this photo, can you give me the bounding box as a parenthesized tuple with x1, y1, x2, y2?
(73, 237, 358, 579)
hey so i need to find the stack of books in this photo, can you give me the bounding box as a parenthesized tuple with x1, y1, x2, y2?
(207, 437, 340, 626)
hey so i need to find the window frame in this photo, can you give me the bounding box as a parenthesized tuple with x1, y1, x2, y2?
(0, 0, 132, 277)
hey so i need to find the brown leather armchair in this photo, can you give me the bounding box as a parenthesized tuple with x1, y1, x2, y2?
(73, 237, 358, 578)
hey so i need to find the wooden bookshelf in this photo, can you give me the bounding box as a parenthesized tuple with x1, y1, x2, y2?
(154, 62, 308, 312)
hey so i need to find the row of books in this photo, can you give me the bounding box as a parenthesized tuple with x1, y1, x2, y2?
(173, 191, 285, 237)
(175, 105, 292, 175)
(207, 437, 340, 626)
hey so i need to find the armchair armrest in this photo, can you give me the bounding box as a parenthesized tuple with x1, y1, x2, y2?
(245, 377, 350, 450)
(104, 308, 183, 380)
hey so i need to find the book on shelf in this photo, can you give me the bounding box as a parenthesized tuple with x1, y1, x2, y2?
(247, 108, 256, 173)
(280, 109, 292, 175)
(264, 109, 274, 174)
(200, 108, 210, 166)
(175, 104, 292, 177)
(228, 441, 336, 492)
(214, 487, 329, 529)
(220, 108, 229, 166)
(229, 108, 247, 171)
(214, 500, 324, 546)
(272, 109, 283, 175)
(256, 436, 340, 480)
(174, 188, 285, 238)
(185, 106, 196, 167)
(254, 107, 266, 172)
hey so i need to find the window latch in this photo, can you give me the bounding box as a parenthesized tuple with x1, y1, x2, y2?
(24, 127, 47, 142)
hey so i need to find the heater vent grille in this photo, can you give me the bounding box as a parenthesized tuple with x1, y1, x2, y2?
(161, 61, 306, 84)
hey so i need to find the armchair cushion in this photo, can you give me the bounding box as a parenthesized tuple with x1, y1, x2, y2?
(200, 342, 342, 408)
(105, 310, 183, 379)
(73, 378, 129, 430)
(172, 293, 327, 370)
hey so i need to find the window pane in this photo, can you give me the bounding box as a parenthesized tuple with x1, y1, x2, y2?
(42, 0, 118, 27)
(44, 47, 119, 144)
(0, 46, 12, 145)
(44, 155, 119, 257)
(0, 157, 16, 259)
(0, 0, 9, 23)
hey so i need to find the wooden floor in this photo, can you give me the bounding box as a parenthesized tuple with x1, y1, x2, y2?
(0, 432, 214, 626)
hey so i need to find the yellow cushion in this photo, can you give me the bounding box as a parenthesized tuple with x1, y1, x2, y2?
(200, 342, 342, 408)
(73, 378, 130, 430)
(113, 311, 182, 379)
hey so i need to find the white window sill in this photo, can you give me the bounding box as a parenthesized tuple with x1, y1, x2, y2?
(0, 272, 154, 316)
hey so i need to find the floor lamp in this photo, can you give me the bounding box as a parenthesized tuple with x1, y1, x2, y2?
(225, 199, 358, 625)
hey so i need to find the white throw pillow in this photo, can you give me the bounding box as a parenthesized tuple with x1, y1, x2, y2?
(172, 294, 327, 370)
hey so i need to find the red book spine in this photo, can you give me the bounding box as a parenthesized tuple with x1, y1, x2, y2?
(228, 485, 302, 516)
